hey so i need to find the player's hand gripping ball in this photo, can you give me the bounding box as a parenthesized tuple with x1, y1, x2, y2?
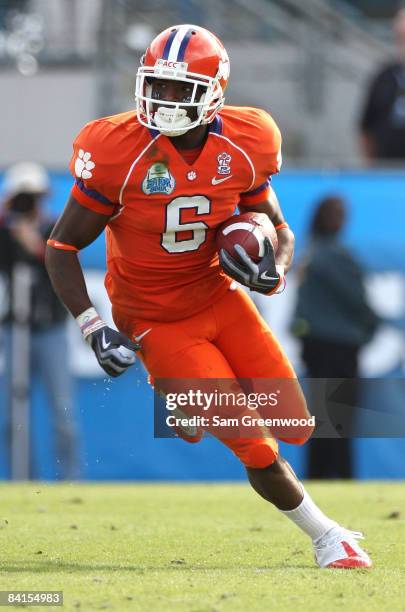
(216, 212, 278, 260)
(217, 212, 284, 295)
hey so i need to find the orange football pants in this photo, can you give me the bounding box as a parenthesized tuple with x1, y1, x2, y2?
(113, 286, 313, 468)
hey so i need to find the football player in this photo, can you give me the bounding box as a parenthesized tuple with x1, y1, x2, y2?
(46, 24, 371, 568)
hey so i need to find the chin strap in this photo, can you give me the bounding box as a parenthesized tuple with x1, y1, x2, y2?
(153, 107, 191, 136)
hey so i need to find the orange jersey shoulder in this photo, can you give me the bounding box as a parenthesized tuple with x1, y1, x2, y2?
(69, 111, 150, 214)
(219, 106, 282, 183)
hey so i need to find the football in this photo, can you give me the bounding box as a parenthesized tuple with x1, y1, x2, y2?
(216, 212, 278, 263)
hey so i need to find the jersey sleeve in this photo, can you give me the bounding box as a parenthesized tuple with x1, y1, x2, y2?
(69, 121, 120, 216)
(239, 109, 282, 207)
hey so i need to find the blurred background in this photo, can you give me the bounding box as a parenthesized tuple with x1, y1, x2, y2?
(0, 0, 404, 482)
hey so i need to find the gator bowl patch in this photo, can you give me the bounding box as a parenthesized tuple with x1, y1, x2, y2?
(142, 163, 175, 195)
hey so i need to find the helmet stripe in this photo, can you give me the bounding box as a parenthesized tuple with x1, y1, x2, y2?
(162, 28, 178, 59)
(167, 24, 193, 61)
(176, 28, 193, 61)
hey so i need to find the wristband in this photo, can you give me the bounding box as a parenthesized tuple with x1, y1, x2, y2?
(270, 265, 286, 295)
(76, 306, 106, 339)
(274, 276, 287, 294)
(275, 222, 289, 231)
(47, 239, 79, 252)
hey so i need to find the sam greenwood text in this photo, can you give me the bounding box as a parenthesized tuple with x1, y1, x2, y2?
(166, 415, 315, 428)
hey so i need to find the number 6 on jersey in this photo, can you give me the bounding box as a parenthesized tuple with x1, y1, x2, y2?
(161, 195, 211, 253)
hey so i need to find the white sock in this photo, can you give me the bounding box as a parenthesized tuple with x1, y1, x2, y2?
(280, 487, 338, 542)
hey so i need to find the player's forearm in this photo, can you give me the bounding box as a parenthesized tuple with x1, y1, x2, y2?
(240, 187, 294, 271)
(45, 248, 92, 318)
(276, 228, 295, 272)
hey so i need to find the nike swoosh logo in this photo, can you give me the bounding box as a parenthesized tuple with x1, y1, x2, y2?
(260, 271, 279, 281)
(101, 330, 110, 350)
(134, 328, 152, 342)
(211, 175, 232, 185)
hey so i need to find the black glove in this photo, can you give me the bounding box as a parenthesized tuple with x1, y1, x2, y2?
(219, 237, 284, 295)
(87, 326, 140, 378)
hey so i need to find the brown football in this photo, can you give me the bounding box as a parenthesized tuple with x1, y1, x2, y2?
(216, 212, 278, 263)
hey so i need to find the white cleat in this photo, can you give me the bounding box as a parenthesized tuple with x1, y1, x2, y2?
(314, 526, 372, 569)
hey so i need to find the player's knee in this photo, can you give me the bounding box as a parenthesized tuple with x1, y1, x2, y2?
(275, 414, 315, 446)
(277, 419, 314, 445)
(233, 439, 279, 469)
(245, 440, 279, 468)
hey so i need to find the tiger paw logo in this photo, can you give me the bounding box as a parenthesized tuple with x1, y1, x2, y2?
(142, 162, 175, 195)
(75, 149, 95, 179)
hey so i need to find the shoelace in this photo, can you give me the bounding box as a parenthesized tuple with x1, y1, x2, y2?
(314, 528, 364, 550)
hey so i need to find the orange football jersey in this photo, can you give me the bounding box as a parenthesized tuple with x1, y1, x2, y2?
(69, 106, 282, 322)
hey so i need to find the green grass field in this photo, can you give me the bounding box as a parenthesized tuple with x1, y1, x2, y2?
(0, 482, 404, 611)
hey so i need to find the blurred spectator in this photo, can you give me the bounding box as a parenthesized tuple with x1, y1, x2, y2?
(359, 8, 405, 161)
(0, 1, 28, 29)
(0, 163, 79, 479)
(292, 196, 379, 479)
